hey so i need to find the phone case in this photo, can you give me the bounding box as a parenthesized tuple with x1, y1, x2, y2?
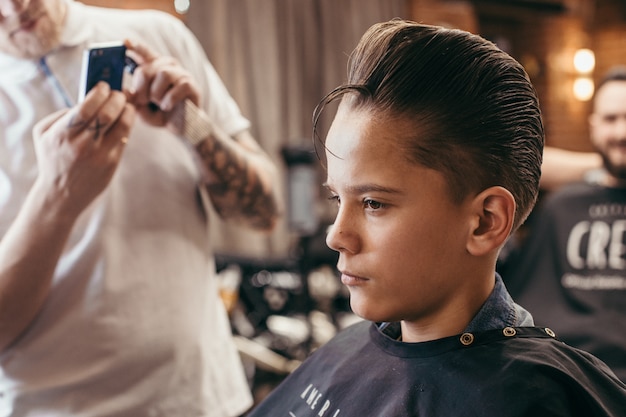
(78, 42, 127, 101)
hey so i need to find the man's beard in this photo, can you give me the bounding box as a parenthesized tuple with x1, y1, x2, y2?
(6, 9, 63, 59)
(601, 153, 626, 182)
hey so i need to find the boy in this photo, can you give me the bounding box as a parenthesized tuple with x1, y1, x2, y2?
(246, 19, 626, 416)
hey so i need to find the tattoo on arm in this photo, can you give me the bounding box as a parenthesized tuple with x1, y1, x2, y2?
(197, 138, 278, 229)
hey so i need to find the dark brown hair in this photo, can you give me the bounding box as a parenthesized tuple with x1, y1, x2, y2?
(313, 19, 544, 231)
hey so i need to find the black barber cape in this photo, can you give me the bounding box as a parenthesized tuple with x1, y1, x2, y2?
(502, 182, 626, 382)
(246, 320, 626, 417)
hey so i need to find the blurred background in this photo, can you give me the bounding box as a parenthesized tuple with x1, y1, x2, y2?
(84, 0, 626, 261)
(82, 0, 626, 402)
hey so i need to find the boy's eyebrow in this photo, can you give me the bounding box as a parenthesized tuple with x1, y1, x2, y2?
(323, 182, 404, 195)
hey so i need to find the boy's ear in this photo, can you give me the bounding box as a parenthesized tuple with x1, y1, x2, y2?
(466, 186, 515, 256)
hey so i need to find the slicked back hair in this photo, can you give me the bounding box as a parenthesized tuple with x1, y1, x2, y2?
(313, 19, 544, 232)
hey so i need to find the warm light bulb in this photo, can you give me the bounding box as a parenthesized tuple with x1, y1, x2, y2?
(573, 77, 594, 101)
(573, 49, 595, 74)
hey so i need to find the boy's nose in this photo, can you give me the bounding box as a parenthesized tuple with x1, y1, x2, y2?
(325, 213, 360, 255)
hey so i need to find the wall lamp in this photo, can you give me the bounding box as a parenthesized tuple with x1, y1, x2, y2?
(572, 48, 595, 101)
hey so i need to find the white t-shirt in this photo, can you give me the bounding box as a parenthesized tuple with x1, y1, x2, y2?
(0, 2, 253, 416)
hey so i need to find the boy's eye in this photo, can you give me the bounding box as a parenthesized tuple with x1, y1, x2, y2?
(328, 195, 340, 205)
(364, 199, 384, 210)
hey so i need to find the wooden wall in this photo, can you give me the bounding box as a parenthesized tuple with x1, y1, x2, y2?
(408, 0, 626, 152)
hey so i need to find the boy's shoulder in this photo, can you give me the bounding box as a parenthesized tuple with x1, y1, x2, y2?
(248, 324, 626, 417)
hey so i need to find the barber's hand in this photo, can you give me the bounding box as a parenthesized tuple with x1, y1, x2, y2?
(124, 39, 201, 135)
(32, 82, 136, 218)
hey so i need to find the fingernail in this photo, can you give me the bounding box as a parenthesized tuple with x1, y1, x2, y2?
(157, 99, 171, 111)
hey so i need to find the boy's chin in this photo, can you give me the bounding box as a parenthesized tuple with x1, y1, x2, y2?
(349, 298, 398, 323)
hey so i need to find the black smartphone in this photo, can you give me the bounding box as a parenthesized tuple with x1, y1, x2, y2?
(78, 42, 127, 101)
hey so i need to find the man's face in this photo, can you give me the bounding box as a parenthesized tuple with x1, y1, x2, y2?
(589, 80, 626, 182)
(0, 0, 66, 59)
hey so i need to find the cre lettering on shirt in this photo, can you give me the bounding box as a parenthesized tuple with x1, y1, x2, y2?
(300, 384, 341, 416)
(566, 220, 626, 269)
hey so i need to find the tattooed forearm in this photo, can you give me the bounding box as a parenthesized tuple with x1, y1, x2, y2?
(197, 137, 279, 229)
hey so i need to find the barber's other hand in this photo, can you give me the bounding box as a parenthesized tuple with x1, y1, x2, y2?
(124, 38, 200, 135)
(32, 82, 136, 218)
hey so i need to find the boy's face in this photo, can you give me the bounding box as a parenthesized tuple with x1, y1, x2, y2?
(0, 0, 66, 59)
(324, 104, 475, 332)
(589, 80, 626, 182)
